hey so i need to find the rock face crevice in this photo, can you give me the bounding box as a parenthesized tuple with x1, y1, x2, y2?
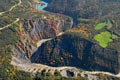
(13, 15, 73, 60)
(31, 33, 120, 74)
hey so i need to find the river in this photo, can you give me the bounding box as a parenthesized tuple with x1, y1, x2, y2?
(37, 0, 48, 10)
(37, 0, 77, 27)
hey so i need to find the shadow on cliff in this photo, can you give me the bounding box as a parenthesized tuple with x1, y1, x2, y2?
(30, 32, 119, 74)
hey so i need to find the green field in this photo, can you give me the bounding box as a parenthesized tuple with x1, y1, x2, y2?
(94, 31, 112, 48)
(95, 22, 107, 30)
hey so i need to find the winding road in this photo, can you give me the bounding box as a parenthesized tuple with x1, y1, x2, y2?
(0, 0, 22, 31)
(11, 56, 120, 80)
(37, 32, 64, 47)
(0, 0, 22, 16)
(0, 18, 19, 31)
(9, 0, 120, 79)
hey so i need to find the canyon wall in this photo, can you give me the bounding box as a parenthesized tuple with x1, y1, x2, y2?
(13, 14, 73, 60)
(31, 32, 120, 74)
(13, 12, 120, 74)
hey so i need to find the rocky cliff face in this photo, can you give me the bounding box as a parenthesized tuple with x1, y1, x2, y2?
(13, 14, 73, 60)
(31, 32, 120, 74)
(12, 0, 120, 75)
(13, 14, 120, 74)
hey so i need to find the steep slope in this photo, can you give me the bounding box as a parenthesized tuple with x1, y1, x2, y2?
(1, 0, 120, 80)
(31, 32, 119, 74)
(13, 13, 73, 60)
(44, 0, 120, 51)
(44, 0, 120, 24)
(0, 0, 35, 80)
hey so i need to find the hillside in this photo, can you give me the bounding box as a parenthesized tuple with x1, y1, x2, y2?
(0, 0, 120, 80)
(0, 0, 19, 12)
(44, 0, 120, 49)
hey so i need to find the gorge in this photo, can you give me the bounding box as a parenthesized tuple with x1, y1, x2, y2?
(1, 0, 120, 80)
(13, 0, 120, 75)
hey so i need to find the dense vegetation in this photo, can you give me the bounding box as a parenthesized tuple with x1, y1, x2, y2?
(0, 0, 88, 79)
(45, 0, 120, 20)
(45, 0, 120, 49)
(0, 44, 34, 80)
(0, 0, 120, 80)
(0, 0, 18, 12)
(0, 0, 35, 79)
